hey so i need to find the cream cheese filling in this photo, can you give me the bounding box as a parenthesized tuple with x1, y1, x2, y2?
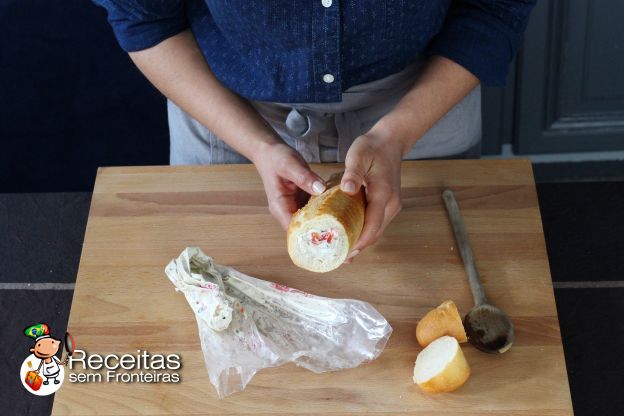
(297, 227, 339, 264)
(206, 300, 233, 331)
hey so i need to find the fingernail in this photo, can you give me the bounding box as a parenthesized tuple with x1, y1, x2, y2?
(347, 249, 360, 259)
(342, 181, 356, 193)
(312, 181, 326, 195)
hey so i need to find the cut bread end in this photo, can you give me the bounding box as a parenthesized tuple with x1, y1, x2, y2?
(416, 300, 468, 347)
(413, 336, 470, 393)
(287, 214, 349, 273)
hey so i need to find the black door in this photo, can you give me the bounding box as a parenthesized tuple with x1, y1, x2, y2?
(482, 0, 624, 155)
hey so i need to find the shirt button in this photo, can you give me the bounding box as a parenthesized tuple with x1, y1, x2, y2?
(321, 0, 332, 7)
(323, 73, 335, 84)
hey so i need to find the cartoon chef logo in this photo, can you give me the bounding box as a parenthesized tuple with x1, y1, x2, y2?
(20, 323, 74, 396)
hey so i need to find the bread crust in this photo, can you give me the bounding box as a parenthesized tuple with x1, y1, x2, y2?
(416, 300, 468, 347)
(287, 173, 365, 272)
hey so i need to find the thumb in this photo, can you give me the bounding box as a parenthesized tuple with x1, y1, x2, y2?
(341, 156, 367, 195)
(280, 157, 326, 196)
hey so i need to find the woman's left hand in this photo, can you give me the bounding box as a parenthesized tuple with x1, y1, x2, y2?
(340, 131, 405, 262)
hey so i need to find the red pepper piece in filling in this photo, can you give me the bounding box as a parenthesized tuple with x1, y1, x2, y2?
(310, 232, 321, 245)
(310, 230, 334, 245)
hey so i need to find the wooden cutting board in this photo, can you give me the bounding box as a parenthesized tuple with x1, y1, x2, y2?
(52, 160, 573, 415)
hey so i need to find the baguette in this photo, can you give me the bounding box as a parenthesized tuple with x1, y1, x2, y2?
(416, 300, 468, 347)
(287, 173, 365, 273)
(413, 336, 471, 393)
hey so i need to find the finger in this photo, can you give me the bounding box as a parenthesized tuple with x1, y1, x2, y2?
(375, 194, 402, 241)
(341, 153, 368, 195)
(268, 201, 293, 230)
(352, 192, 388, 253)
(294, 187, 312, 209)
(279, 156, 326, 195)
(268, 194, 298, 230)
(343, 252, 358, 264)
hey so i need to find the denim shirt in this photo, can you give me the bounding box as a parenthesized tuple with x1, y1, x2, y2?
(94, 0, 536, 103)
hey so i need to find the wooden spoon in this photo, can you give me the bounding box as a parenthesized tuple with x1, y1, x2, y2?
(442, 189, 515, 354)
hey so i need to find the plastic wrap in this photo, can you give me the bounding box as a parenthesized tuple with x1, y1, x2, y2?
(165, 247, 392, 398)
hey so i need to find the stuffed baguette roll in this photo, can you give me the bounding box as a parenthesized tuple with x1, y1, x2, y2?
(287, 173, 365, 273)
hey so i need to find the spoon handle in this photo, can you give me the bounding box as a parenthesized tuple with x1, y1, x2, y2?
(442, 189, 487, 306)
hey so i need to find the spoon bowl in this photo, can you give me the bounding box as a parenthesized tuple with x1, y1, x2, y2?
(463, 304, 515, 354)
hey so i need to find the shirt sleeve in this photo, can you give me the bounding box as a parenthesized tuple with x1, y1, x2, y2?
(425, 0, 537, 86)
(92, 0, 189, 52)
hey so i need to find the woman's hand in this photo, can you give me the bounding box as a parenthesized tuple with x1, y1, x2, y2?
(338, 56, 480, 262)
(341, 132, 404, 261)
(253, 142, 326, 230)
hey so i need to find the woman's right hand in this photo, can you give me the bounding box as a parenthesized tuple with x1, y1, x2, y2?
(252, 142, 326, 230)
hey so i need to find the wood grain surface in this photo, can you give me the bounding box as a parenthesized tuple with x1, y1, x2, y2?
(52, 160, 573, 415)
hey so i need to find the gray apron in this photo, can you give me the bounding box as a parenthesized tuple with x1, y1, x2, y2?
(168, 61, 482, 165)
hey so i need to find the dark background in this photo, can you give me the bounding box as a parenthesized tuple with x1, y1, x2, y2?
(0, 0, 168, 193)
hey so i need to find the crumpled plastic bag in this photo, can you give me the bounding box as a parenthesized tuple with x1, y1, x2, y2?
(165, 247, 393, 398)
